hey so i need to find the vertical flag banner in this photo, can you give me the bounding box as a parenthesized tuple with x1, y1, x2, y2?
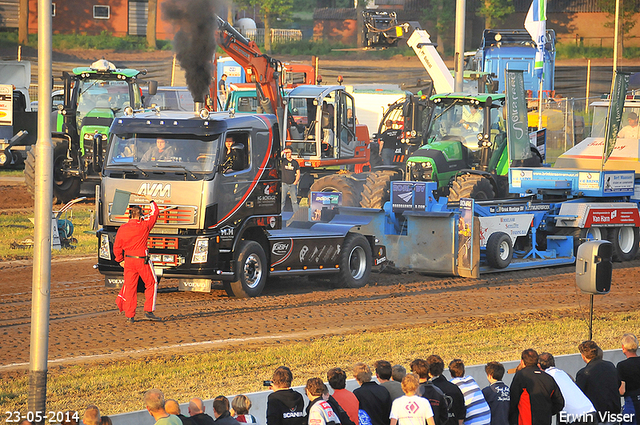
(505, 70, 532, 162)
(524, 0, 547, 79)
(602, 71, 630, 168)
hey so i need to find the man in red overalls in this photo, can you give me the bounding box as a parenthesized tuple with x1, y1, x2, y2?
(113, 199, 161, 323)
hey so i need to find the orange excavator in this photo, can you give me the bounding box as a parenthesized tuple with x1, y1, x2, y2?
(213, 16, 383, 205)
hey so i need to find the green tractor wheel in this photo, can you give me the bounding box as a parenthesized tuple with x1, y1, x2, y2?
(448, 174, 495, 203)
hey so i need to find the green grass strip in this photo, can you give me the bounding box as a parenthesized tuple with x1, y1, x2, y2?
(1, 309, 638, 414)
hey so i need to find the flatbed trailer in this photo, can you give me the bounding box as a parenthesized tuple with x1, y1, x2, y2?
(341, 167, 639, 277)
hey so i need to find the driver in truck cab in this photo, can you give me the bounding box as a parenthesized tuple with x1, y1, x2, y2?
(142, 138, 175, 161)
(222, 135, 245, 173)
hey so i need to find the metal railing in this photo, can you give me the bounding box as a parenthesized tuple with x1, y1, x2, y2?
(244, 28, 303, 45)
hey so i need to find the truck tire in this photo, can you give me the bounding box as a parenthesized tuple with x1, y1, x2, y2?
(359, 169, 402, 209)
(557, 227, 608, 254)
(486, 232, 513, 269)
(24, 139, 81, 204)
(309, 174, 361, 207)
(224, 240, 267, 298)
(607, 226, 639, 262)
(339, 233, 372, 288)
(448, 174, 495, 203)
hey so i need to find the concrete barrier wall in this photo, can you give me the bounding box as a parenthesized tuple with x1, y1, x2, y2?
(110, 349, 626, 425)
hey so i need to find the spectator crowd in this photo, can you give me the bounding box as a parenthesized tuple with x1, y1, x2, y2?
(73, 334, 639, 425)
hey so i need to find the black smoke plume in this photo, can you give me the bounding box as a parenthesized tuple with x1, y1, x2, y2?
(162, 0, 217, 103)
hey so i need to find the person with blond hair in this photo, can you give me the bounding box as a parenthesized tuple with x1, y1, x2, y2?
(617, 333, 640, 425)
(83, 405, 101, 425)
(165, 399, 195, 425)
(390, 374, 435, 425)
(144, 389, 181, 425)
(232, 395, 258, 425)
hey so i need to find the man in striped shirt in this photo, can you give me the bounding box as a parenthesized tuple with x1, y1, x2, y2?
(449, 359, 491, 425)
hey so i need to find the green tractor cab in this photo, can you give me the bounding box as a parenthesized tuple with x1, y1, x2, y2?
(406, 93, 541, 202)
(24, 59, 156, 203)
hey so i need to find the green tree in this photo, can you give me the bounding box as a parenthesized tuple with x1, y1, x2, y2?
(236, 0, 294, 52)
(477, 0, 514, 29)
(598, 0, 639, 54)
(422, 0, 455, 55)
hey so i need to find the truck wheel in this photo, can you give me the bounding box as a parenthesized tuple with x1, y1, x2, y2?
(225, 240, 267, 298)
(359, 169, 402, 209)
(557, 227, 608, 254)
(25, 139, 81, 204)
(448, 174, 495, 203)
(486, 232, 512, 269)
(309, 174, 361, 207)
(339, 233, 372, 288)
(607, 227, 639, 262)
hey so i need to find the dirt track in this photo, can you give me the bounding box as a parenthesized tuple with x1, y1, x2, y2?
(2, 254, 640, 369)
(2, 178, 640, 370)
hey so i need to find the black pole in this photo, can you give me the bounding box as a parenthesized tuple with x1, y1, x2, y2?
(589, 294, 594, 340)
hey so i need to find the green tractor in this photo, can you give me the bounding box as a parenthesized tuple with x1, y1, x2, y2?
(405, 93, 542, 202)
(25, 59, 156, 203)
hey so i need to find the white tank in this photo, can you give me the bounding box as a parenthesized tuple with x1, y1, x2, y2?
(235, 18, 257, 35)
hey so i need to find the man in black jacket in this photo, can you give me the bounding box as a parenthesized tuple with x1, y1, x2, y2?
(509, 349, 564, 425)
(266, 366, 305, 425)
(352, 362, 392, 425)
(427, 355, 466, 425)
(189, 398, 216, 425)
(576, 340, 622, 423)
(410, 359, 449, 425)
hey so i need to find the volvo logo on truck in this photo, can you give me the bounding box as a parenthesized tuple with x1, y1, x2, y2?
(138, 183, 171, 197)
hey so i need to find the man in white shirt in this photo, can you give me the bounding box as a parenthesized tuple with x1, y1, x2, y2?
(390, 374, 435, 425)
(538, 352, 596, 424)
(618, 112, 640, 139)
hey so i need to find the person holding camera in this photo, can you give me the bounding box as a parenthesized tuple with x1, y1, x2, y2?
(114, 198, 161, 323)
(266, 366, 305, 425)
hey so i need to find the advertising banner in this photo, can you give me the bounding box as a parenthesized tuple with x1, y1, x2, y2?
(505, 70, 531, 162)
(602, 71, 630, 167)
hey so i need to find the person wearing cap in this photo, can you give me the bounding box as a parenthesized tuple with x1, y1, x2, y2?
(538, 353, 595, 424)
(618, 112, 640, 139)
(114, 198, 161, 323)
(508, 349, 564, 425)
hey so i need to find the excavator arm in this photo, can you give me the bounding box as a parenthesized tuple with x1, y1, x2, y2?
(215, 16, 284, 118)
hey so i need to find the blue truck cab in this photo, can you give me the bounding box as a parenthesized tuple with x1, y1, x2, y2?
(467, 29, 556, 98)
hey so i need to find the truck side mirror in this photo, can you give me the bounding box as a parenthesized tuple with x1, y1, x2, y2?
(148, 81, 158, 96)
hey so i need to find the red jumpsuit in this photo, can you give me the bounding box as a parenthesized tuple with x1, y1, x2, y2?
(113, 201, 159, 318)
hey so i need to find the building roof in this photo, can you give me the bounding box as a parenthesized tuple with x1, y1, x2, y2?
(313, 8, 357, 20)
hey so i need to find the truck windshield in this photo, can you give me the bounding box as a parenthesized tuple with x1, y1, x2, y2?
(106, 133, 220, 174)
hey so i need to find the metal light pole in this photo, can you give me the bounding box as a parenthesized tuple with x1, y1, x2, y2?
(28, 0, 53, 420)
(454, 0, 466, 92)
(613, 0, 620, 71)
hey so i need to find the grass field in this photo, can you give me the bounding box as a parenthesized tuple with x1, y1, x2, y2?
(0, 207, 96, 260)
(0, 309, 637, 415)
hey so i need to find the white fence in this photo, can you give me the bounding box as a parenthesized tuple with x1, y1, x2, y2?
(245, 28, 303, 45)
(109, 350, 626, 425)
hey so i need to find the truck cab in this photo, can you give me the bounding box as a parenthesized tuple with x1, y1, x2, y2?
(97, 110, 281, 289)
(283, 85, 369, 168)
